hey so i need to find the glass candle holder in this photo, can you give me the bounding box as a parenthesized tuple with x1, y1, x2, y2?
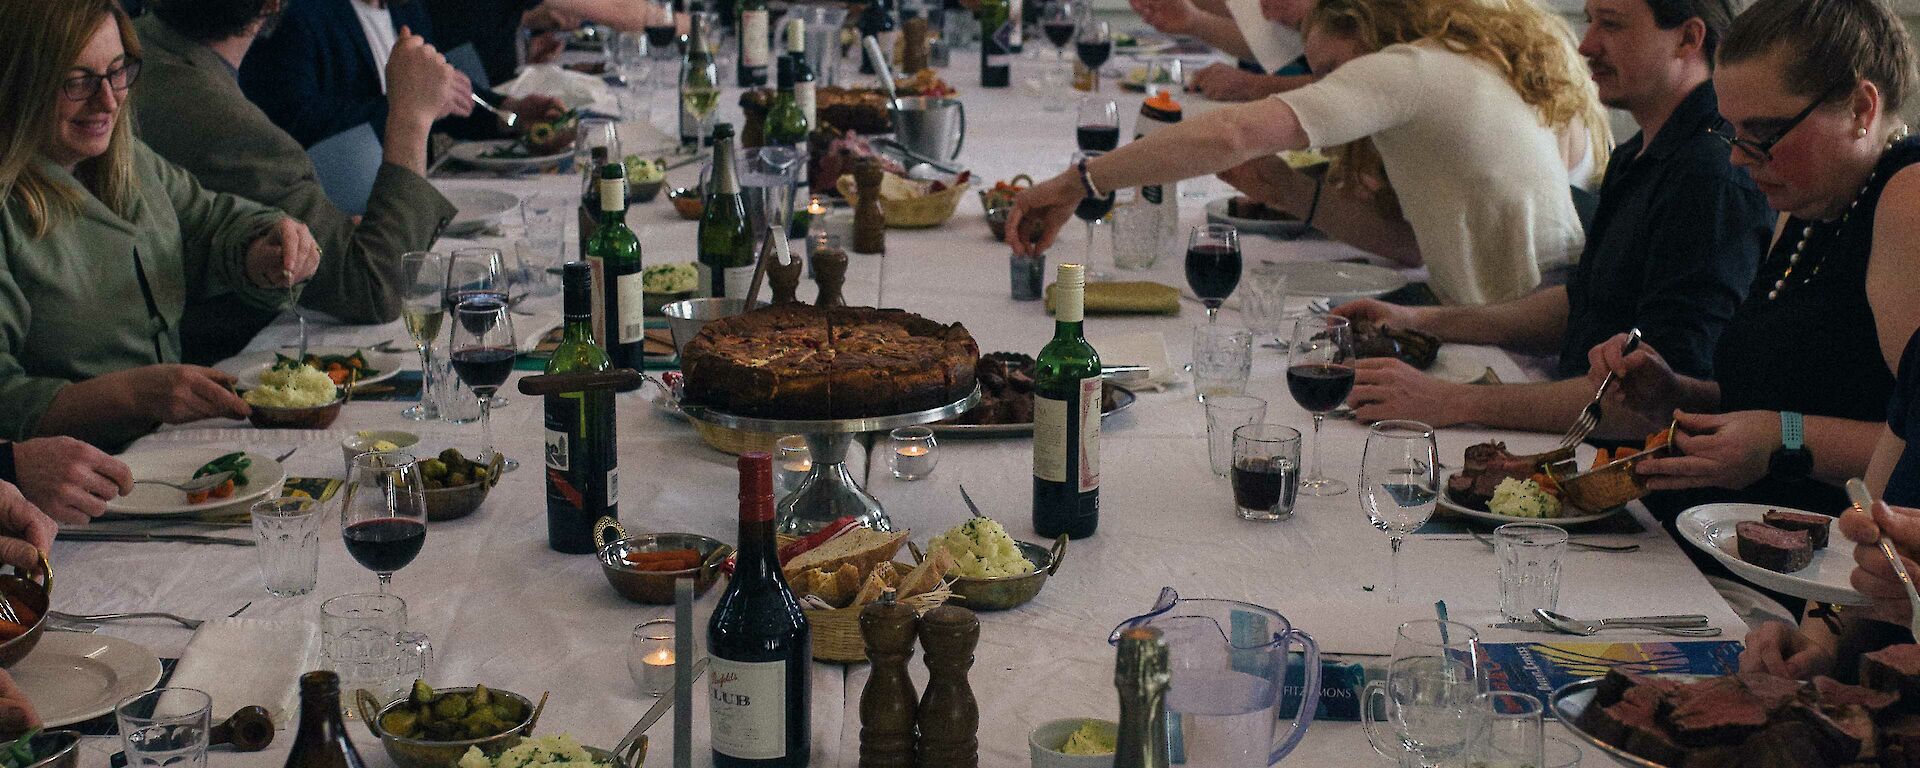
(627, 619, 676, 696)
(889, 426, 938, 480)
(775, 435, 812, 497)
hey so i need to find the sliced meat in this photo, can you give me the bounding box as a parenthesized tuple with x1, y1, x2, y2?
(1737, 520, 1814, 573)
(1860, 645, 1920, 705)
(1764, 508, 1834, 549)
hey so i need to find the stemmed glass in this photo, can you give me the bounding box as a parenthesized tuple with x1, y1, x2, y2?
(399, 252, 447, 421)
(1071, 150, 1115, 272)
(1074, 20, 1113, 93)
(645, 1, 679, 57)
(1074, 98, 1119, 152)
(1360, 420, 1439, 604)
(340, 451, 427, 593)
(681, 40, 721, 149)
(1040, 1, 1077, 63)
(449, 300, 518, 471)
(1286, 314, 1355, 495)
(613, 31, 652, 87)
(1185, 224, 1242, 323)
(445, 247, 511, 408)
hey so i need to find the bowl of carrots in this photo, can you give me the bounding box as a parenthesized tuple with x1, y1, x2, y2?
(592, 519, 730, 604)
(0, 552, 50, 669)
(1547, 423, 1678, 514)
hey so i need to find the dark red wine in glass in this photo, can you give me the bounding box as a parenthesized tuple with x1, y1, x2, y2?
(450, 346, 517, 394)
(1076, 40, 1112, 70)
(447, 292, 510, 333)
(645, 24, 678, 48)
(1287, 363, 1357, 414)
(1076, 125, 1120, 152)
(1075, 193, 1115, 222)
(1232, 460, 1297, 511)
(1185, 242, 1242, 309)
(1043, 21, 1076, 48)
(343, 518, 427, 573)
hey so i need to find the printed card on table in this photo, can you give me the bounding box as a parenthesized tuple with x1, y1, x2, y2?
(1478, 640, 1744, 717)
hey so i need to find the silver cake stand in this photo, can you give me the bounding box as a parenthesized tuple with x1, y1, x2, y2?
(681, 386, 980, 535)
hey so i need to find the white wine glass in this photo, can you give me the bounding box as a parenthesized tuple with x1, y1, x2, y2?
(681, 46, 720, 148)
(1360, 420, 1438, 604)
(399, 252, 447, 421)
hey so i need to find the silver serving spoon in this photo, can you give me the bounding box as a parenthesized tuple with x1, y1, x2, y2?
(133, 471, 233, 494)
(1534, 608, 1721, 637)
(1847, 478, 1920, 641)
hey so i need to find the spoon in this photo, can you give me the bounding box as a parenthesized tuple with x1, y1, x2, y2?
(134, 471, 233, 494)
(957, 484, 987, 518)
(1847, 477, 1920, 641)
(1533, 609, 1722, 637)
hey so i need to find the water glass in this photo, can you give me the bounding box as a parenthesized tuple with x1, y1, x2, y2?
(431, 349, 481, 424)
(1233, 424, 1301, 521)
(575, 118, 621, 170)
(628, 618, 677, 696)
(1242, 264, 1290, 345)
(116, 688, 212, 768)
(1469, 691, 1544, 768)
(321, 593, 408, 713)
(1361, 421, 1439, 604)
(1545, 736, 1583, 768)
(1368, 656, 1480, 768)
(1192, 325, 1253, 399)
(889, 426, 938, 481)
(251, 498, 320, 598)
(1109, 191, 1162, 271)
(1011, 251, 1046, 301)
(1496, 522, 1568, 622)
(1202, 395, 1266, 478)
(395, 631, 433, 692)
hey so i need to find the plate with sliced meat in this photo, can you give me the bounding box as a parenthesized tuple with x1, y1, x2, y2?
(1677, 502, 1865, 606)
(1438, 440, 1619, 525)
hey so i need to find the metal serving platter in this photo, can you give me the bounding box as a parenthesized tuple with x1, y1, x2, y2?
(931, 385, 1138, 438)
(678, 385, 981, 435)
(1550, 675, 1714, 768)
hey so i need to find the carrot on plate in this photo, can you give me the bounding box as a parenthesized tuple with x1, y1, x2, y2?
(0, 619, 28, 642)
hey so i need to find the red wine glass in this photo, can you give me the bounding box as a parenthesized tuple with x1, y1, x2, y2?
(1075, 20, 1113, 93)
(1071, 150, 1115, 272)
(1075, 98, 1120, 152)
(451, 299, 518, 471)
(341, 451, 427, 593)
(445, 247, 513, 409)
(1286, 314, 1355, 496)
(1185, 224, 1242, 323)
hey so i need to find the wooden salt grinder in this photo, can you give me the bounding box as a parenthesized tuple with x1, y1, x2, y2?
(916, 605, 980, 768)
(853, 158, 887, 255)
(813, 247, 849, 307)
(859, 590, 920, 768)
(901, 18, 931, 74)
(768, 249, 805, 304)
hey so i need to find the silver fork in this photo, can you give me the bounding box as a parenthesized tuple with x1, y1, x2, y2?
(48, 601, 250, 631)
(1469, 529, 1640, 553)
(1560, 328, 1641, 449)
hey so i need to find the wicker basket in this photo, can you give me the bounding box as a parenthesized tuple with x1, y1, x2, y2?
(776, 535, 951, 663)
(691, 419, 782, 456)
(836, 175, 971, 229)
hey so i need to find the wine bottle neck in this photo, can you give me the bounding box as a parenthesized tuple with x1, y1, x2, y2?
(709, 136, 740, 196)
(598, 175, 627, 216)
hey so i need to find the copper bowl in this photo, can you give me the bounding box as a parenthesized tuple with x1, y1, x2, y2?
(940, 536, 1066, 612)
(1548, 424, 1679, 514)
(422, 453, 505, 522)
(356, 686, 541, 768)
(246, 393, 345, 430)
(593, 519, 729, 605)
(669, 189, 704, 220)
(0, 552, 51, 668)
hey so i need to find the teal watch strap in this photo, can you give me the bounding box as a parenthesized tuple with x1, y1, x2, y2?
(1781, 411, 1805, 451)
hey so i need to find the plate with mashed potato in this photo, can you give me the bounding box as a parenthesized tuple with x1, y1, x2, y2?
(107, 449, 286, 517)
(218, 346, 405, 390)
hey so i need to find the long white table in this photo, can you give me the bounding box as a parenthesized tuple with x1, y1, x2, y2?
(57, 55, 1747, 767)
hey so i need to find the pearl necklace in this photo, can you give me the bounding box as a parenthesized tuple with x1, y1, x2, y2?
(1769, 126, 1913, 300)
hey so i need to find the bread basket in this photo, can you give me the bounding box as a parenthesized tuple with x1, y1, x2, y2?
(691, 420, 782, 455)
(775, 535, 949, 663)
(835, 175, 971, 229)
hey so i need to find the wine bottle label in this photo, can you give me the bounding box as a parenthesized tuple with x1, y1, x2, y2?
(544, 393, 617, 516)
(617, 271, 647, 344)
(708, 657, 788, 760)
(1033, 377, 1100, 490)
(795, 82, 816, 128)
(696, 263, 714, 298)
(1007, 0, 1023, 47)
(741, 10, 770, 67)
(545, 425, 569, 471)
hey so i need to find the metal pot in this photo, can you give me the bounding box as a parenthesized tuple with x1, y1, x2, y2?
(889, 96, 966, 162)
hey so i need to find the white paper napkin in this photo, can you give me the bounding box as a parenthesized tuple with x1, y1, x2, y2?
(1088, 331, 1179, 391)
(168, 618, 320, 726)
(1224, 0, 1305, 73)
(495, 64, 617, 114)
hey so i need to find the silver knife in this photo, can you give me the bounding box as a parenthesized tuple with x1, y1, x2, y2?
(1493, 614, 1710, 631)
(59, 531, 255, 547)
(614, 657, 707, 762)
(1101, 365, 1150, 383)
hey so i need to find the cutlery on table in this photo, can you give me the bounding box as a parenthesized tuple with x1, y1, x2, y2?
(1532, 608, 1721, 637)
(275, 446, 299, 463)
(1468, 529, 1640, 553)
(957, 484, 987, 519)
(1847, 477, 1920, 640)
(613, 657, 708, 764)
(132, 471, 233, 494)
(58, 531, 254, 547)
(470, 92, 517, 127)
(1560, 327, 1640, 449)
(1492, 613, 1709, 631)
(49, 601, 252, 632)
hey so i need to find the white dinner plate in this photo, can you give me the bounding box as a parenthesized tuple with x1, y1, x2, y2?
(1261, 260, 1409, 300)
(440, 187, 522, 236)
(217, 346, 406, 390)
(1436, 487, 1619, 526)
(1706, 575, 1798, 634)
(12, 632, 164, 727)
(106, 450, 286, 517)
(1677, 502, 1867, 606)
(444, 141, 570, 173)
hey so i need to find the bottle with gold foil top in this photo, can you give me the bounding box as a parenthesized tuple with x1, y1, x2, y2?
(1113, 627, 1170, 768)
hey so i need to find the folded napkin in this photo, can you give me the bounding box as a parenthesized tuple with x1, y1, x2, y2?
(494, 64, 615, 114)
(1045, 281, 1182, 315)
(1086, 331, 1178, 391)
(168, 618, 320, 726)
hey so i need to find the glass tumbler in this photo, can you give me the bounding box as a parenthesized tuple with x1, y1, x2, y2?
(1192, 324, 1254, 399)
(1468, 691, 1544, 768)
(1496, 523, 1568, 622)
(1232, 424, 1302, 521)
(320, 593, 408, 716)
(1242, 264, 1291, 345)
(1011, 251, 1047, 301)
(251, 497, 320, 598)
(1201, 395, 1266, 478)
(117, 688, 212, 768)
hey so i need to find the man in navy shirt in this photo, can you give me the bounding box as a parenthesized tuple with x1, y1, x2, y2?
(1335, 0, 1770, 434)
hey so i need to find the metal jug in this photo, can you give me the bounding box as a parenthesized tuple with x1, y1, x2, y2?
(889, 96, 966, 162)
(1110, 587, 1321, 767)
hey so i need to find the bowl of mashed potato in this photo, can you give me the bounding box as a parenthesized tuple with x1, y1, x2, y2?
(930, 518, 1064, 611)
(1029, 718, 1116, 767)
(244, 363, 344, 430)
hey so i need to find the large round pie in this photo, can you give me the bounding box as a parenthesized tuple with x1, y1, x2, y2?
(681, 305, 979, 419)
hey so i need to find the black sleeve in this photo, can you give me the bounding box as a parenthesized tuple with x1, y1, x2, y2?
(1628, 170, 1771, 379)
(240, 8, 386, 148)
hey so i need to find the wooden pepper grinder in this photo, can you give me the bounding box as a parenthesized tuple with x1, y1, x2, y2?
(768, 248, 805, 304)
(813, 246, 849, 307)
(901, 17, 931, 75)
(853, 158, 887, 255)
(916, 605, 980, 768)
(859, 590, 920, 768)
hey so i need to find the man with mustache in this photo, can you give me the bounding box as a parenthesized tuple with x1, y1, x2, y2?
(1336, 0, 1771, 435)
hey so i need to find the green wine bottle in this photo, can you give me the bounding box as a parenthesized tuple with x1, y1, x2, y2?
(698, 123, 755, 299)
(736, 0, 770, 86)
(785, 20, 816, 130)
(1033, 263, 1101, 539)
(978, 0, 1011, 88)
(585, 163, 645, 368)
(763, 57, 809, 149)
(544, 263, 619, 554)
(679, 10, 719, 148)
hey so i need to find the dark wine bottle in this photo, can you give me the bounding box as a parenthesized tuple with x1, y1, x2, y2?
(1033, 263, 1102, 539)
(585, 163, 645, 368)
(708, 452, 812, 767)
(764, 57, 810, 149)
(282, 671, 368, 768)
(543, 263, 619, 555)
(977, 0, 1010, 87)
(736, 0, 770, 86)
(858, 0, 897, 75)
(577, 144, 610, 304)
(699, 123, 755, 299)
(785, 20, 816, 130)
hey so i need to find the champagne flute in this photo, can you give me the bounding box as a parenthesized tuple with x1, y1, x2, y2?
(1074, 20, 1113, 93)
(1075, 98, 1119, 152)
(399, 251, 447, 421)
(444, 247, 512, 409)
(1361, 420, 1439, 604)
(1185, 224, 1241, 323)
(1287, 315, 1355, 495)
(340, 451, 427, 593)
(450, 300, 518, 472)
(1071, 150, 1115, 273)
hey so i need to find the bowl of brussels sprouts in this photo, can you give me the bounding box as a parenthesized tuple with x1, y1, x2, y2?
(357, 681, 542, 768)
(418, 448, 505, 522)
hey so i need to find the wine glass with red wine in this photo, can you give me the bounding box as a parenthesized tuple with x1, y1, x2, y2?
(1075, 20, 1113, 93)
(341, 451, 427, 593)
(1041, 0, 1077, 62)
(1287, 314, 1355, 496)
(1076, 98, 1120, 152)
(450, 299, 519, 471)
(445, 247, 513, 408)
(1185, 224, 1242, 323)
(1071, 150, 1116, 272)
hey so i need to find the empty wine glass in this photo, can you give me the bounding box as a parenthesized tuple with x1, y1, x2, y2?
(1286, 314, 1354, 495)
(1074, 20, 1112, 93)
(1071, 150, 1115, 271)
(399, 252, 447, 421)
(1075, 98, 1119, 152)
(1361, 420, 1439, 604)
(1185, 224, 1242, 323)
(450, 300, 517, 472)
(340, 451, 427, 593)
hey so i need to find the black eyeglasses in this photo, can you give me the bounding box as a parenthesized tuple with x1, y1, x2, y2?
(1712, 83, 1846, 163)
(60, 56, 142, 101)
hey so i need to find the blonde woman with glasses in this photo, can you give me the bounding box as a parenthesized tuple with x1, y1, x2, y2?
(0, 0, 321, 448)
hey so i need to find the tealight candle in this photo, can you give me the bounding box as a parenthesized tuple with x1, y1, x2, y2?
(627, 619, 676, 696)
(775, 435, 812, 497)
(889, 426, 938, 481)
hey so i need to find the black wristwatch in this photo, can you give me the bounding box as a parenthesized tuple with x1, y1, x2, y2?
(1768, 411, 1813, 482)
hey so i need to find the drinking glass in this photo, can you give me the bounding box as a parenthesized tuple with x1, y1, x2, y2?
(1360, 420, 1439, 604)
(116, 688, 212, 768)
(1287, 315, 1354, 495)
(1362, 620, 1483, 768)
(444, 247, 511, 409)
(1075, 98, 1119, 152)
(1496, 522, 1568, 622)
(400, 251, 447, 421)
(1071, 150, 1115, 270)
(1233, 424, 1301, 521)
(340, 452, 428, 592)
(320, 593, 408, 716)
(613, 31, 652, 88)
(1186, 224, 1242, 323)
(1469, 691, 1544, 768)
(681, 52, 721, 150)
(1011, 250, 1046, 301)
(1145, 56, 1185, 98)
(1074, 20, 1112, 93)
(1201, 394, 1265, 477)
(775, 435, 811, 497)
(450, 301, 517, 469)
(1109, 189, 1161, 271)
(1040, 0, 1077, 63)
(252, 497, 320, 598)
(645, 2, 679, 59)
(1242, 263, 1290, 346)
(1545, 736, 1583, 768)
(1192, 324, 1253, 399)
(576, 117, 622, 171)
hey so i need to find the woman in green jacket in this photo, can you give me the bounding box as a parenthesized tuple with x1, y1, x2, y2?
(0, 0, 321, 447)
